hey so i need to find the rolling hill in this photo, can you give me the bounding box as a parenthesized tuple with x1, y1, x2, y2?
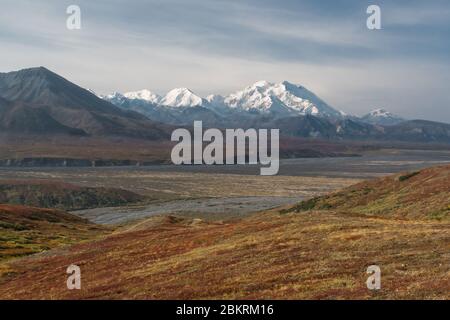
(287, 164, 450, 220)
(0, 165, 448, 299)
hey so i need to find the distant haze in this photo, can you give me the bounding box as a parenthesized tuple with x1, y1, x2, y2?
(1, 0, 449, 122)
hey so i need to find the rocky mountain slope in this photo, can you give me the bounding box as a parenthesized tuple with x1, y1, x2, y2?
(0, 67, 171, 139)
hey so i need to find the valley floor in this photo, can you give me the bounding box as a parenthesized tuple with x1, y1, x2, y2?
(0, 152, 449, 299)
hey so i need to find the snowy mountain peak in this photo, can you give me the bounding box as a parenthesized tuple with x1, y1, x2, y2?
(252, 80, 272, 88)
(280, 80, 299, 88)
(206, 94, 223, 102)
(361, 108, 404, 126)
(224, 80, 343, 118)
(206, 94, 226, 106)
(123, 89, 161, 104)
(160, 88, 205, 107)
(368, 108, 393, 117)
(105, 91, 124, 99)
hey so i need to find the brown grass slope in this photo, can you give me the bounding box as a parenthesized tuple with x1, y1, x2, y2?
(287, 165, 450, 220)
(0, 166, 448, 299)
(0, 204, 108, 262)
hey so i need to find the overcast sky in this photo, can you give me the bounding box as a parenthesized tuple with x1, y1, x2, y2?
(1, 0, 450, 121)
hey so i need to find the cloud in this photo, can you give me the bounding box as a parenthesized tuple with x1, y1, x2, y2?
(0, 0, 449, 122)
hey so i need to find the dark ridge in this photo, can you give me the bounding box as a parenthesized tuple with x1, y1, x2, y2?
(0, 67, 173, 139)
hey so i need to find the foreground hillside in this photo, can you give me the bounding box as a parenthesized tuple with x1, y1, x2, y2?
(0, 205, 108, 262)
(0, 211, 447, 299)
(0, 166, 448, 299)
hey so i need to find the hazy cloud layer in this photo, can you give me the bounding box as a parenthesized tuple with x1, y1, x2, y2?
(1, 0, 449, 121)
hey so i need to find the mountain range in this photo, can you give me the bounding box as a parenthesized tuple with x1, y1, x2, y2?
(101, 79, 450, 143)
(1, 67, 450, 143)
(101, 80, 346, 121)
(101, 81, 410, 125)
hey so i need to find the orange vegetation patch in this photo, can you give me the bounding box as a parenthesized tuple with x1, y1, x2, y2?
(0, 211, 448, 300)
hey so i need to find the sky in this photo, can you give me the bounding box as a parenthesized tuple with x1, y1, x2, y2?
(1, 0, 450, 121)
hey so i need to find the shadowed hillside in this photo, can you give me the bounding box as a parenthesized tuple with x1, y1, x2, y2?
(0, 180, 145, 210)
(0, 67, 172, 139)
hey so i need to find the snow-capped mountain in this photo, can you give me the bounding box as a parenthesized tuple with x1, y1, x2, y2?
(100, 90, 161, 105)
(124, 89, 161, 104)
(102, 91, 127, 105)
(99, 81, 412, 134)
(205, 94, 232, 114)
(160, 88, 207, 108)
(221, 81, 344, 119)
(100, 81, 353, 130)
(206, 94, 227, 108)
(102, 81, 344, 119)
(361, 108, 404, 126)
